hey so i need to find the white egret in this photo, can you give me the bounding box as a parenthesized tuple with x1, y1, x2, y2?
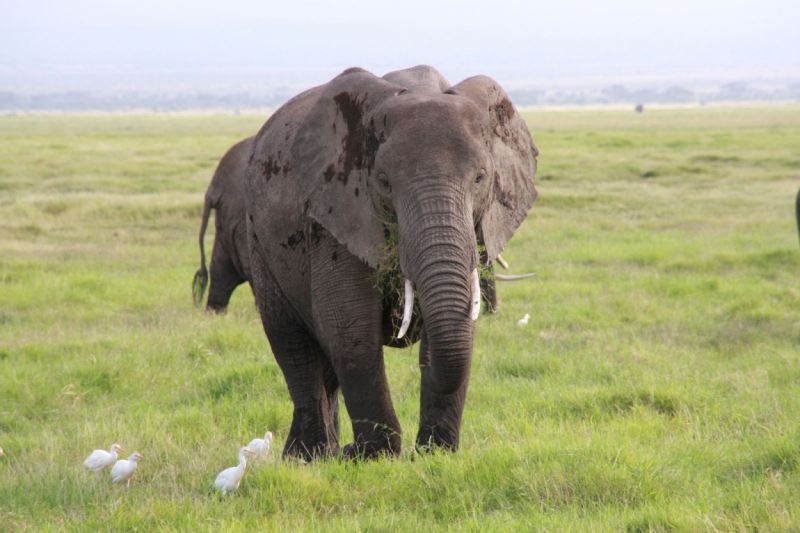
(110, 452, 144, 489)
(517, 313, 530, 326)
(247, 431, 273, 459)
(0, 447, 5, 457)
(83, 443, 124, 474)
(215, 447, 255, 495)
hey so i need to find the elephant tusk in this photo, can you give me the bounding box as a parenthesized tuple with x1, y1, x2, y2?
(470, 269, 481, 321)
(495, 273, 537, 281)
(397, 279, 414, 339)
(496, 254, 510, 269)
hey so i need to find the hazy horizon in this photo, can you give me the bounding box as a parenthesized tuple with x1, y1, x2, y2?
(2, 0, 798, 103)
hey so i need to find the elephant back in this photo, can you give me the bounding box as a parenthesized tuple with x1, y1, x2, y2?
(382, 65, 451, 95)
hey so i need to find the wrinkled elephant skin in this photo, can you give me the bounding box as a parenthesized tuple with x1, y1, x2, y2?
(245, 65, 538, 460)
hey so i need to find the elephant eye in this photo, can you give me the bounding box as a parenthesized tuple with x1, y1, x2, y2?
(377, 173, 392, 194)
(475, 169, 487, 184)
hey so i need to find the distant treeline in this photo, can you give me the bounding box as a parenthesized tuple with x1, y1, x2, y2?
(0, 90, 295, 112)
(508, 82, 800, 107)
(2, 82, 799, 111)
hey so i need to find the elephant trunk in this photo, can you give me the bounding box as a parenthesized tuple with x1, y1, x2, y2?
(398, 191, 477, 396)
(417, 274, 475, 396)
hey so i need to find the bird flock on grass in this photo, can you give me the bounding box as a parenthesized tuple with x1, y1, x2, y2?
(43, 430, 276, 495)
(5, 311, 528, 493)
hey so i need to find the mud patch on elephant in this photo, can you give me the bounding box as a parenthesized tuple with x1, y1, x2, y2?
(261, 152, 292, 182)
(364, 118, 381, 174)
(261, 156, 280, 181)
(308, 220, 326, 245)
(281, 229, 305, 250)
(323, 163, 336, 183)
(333, 91, 369, 184)
(494, 97, 515, 125)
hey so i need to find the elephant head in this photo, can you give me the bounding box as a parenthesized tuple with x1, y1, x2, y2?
(298, 69, 537, 267)
(245, 66, 537, 458)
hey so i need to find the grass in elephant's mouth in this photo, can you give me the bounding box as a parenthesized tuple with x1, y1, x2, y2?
(372, 209, 492, 333)
(2, 107, 800, 532)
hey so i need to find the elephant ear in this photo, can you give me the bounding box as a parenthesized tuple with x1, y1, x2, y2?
(292, 69, 406, 267)
(449, 75, 538, 264)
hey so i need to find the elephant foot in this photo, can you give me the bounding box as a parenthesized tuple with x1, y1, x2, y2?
(340, 423, 401, 460)
(282, 438, 339, 462)
(341, 437, 401, 460)
(415, 425, 459, 453)
(205, 304, 228, 315)
(416, 375, 468, 453)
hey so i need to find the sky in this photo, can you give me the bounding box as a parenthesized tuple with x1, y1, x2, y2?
(1, 0, 798, 92)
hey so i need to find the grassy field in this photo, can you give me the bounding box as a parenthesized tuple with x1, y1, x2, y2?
(1, 106, 799, 531)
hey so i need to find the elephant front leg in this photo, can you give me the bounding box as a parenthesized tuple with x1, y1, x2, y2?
(416, 327, 470, 452)
(336, 350, 402, 459)
(279, 349, 341, 460)
(310, 229, 402, 459)
(250, 242, 340, 460)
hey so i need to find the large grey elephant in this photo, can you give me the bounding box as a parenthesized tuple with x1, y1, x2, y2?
(244, 65, 538, 460)
(193, 136, 255, 312)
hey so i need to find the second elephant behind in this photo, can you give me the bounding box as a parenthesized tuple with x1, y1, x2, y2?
(193, 136, 255, 312)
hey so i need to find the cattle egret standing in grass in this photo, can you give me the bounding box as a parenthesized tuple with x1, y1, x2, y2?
(83, 443, 124, 474)
(517, 314, 530, 327)
(248, 431, 273, 459)
(215, 447, 255, 495)
(0, 447, 5, 457)
(110, 452, 143, 489)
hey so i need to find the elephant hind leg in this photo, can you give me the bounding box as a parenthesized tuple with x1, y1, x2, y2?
(250, 242, 340, 460)
(207, 241, 246, 313)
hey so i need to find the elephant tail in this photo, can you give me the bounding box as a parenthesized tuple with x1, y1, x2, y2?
(192, 196, 212, 306)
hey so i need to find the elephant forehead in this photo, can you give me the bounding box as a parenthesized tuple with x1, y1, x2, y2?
(378, 100, 487, 162)
(380, 94, 488, 134)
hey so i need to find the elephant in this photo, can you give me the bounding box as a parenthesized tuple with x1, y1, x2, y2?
(192, 136, 256, 313)
(244, 65, 538, 460)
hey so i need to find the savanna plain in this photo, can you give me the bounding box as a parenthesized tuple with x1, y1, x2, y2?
(1, 106, 799, 532)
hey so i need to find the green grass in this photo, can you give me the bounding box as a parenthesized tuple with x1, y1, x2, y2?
(2, 107, 800, 531)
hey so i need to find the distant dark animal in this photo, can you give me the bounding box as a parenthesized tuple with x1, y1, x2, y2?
(635, 104, 644, 113)
(244, 65, 538, 460)
(796, 186, 800, 247)
(192, 136, 256, 313)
